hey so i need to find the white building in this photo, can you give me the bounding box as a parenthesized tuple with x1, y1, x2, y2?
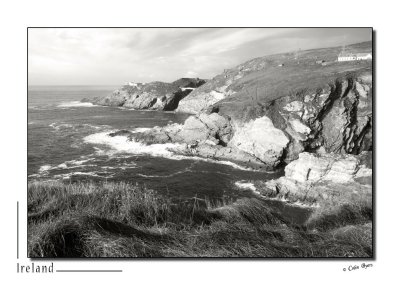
(338, 52, 372, 62)
(356, 53, 373, 60)
(338, 53, 357, 62)
(126, 82, 138, 87)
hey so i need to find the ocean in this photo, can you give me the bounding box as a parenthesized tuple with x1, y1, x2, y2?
(28, 85, 311, 223)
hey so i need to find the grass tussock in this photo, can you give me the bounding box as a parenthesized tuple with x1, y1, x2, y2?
(28, 181, 372, 258)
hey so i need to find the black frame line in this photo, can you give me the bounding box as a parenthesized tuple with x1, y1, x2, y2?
(27, 27, 375, 260)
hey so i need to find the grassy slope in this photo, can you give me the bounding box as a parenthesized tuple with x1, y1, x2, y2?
(28, 181, 372, 258)
(209, 41, 372, 121)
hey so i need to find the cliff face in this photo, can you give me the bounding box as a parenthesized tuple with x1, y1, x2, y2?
(98, 42, 372, 173)
(84, 78, 206, 111)
(226, 72, 372, 165)
(129, 42, 372, 170)
(132, 71, 372, 170)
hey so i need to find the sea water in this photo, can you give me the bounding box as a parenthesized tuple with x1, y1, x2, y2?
(28, 85, 312, 224)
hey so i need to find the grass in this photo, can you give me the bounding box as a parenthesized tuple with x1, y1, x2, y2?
(28, 181, 372, 258)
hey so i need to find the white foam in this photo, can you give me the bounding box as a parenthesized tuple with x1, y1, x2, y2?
(49, 122, 109, 132)
(56, 158, 95, 169)
(131, 127, 152, 133)
(83, 131, 186, 158)
(83, 131, 266, 172)
(267, 196, 319, 208)
(82, 124, 105, 130)
(39, 165, 52, 173)
(57, 101, 95, 108)
(49, 122, 74, 131)
(172, 155, 264, 172)
(93, 146, 107, 155)
(101, 162, 137, 170)
(136, 167, 192, 178)
(53, 171, 113, 180)
(235, 181, 257, 191)
(37, 158, 96, 176)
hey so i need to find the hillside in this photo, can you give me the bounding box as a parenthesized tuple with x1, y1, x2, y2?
(177, 41, 372, 116)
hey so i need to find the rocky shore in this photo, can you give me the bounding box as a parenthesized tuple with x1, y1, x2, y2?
(257, 151, 372, 205)
(88, 41, 373, 207)
(82, 78, 206, 111)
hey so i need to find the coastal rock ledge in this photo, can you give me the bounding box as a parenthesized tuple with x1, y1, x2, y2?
(82, 78, 206, 111)
(255, 151, 372, 207)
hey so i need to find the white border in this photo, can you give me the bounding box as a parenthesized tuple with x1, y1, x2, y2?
(1, 0, 398, 283)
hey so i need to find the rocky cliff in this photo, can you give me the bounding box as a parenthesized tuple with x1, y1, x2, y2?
(99, 41, 372, 174)
(83, 78, 206, 111)
(128, 43, 372, 171)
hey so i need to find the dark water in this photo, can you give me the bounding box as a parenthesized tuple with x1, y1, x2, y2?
(28, 85, 312, 224)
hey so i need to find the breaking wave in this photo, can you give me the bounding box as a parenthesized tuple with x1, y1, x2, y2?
(49, 122, 110, 132)
(53, 171, 114, 180)
(83, 131, 186, 158)
(234, 181, 257, 191)
(83, 130, 263, 172)
(36, 158, 97, 177)
(57, 101, 95, 108)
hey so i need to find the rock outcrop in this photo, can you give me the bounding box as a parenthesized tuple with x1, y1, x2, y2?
(267, 74, 373, 160)
(229, 117, 290, 168)
(176, 78, 236, 114)
(128, 113, 271, 170)
(83, 78, 206, 111)
(256, 151, 372, 205)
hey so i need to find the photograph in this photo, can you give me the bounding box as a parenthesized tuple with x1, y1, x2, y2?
(27, 27, 373, 258)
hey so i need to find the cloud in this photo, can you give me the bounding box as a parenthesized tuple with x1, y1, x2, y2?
(28, 28, 371, 85)
(185, 71, 199, 78)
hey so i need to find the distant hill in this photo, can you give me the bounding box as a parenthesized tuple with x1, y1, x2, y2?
(83, 77, 206, 111)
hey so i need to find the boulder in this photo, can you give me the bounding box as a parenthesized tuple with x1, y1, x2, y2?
(108, 130, 133, 138)
(229, 116, 290, 168)
(259, 151, 372, 205)
(187, 143, 269, 170)
(178, 116, 211, 143)
(176, 113, 232, 145)
(284, 152, 360, 184)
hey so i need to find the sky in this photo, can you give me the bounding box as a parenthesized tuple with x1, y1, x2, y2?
(28, 28, 371, 85)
